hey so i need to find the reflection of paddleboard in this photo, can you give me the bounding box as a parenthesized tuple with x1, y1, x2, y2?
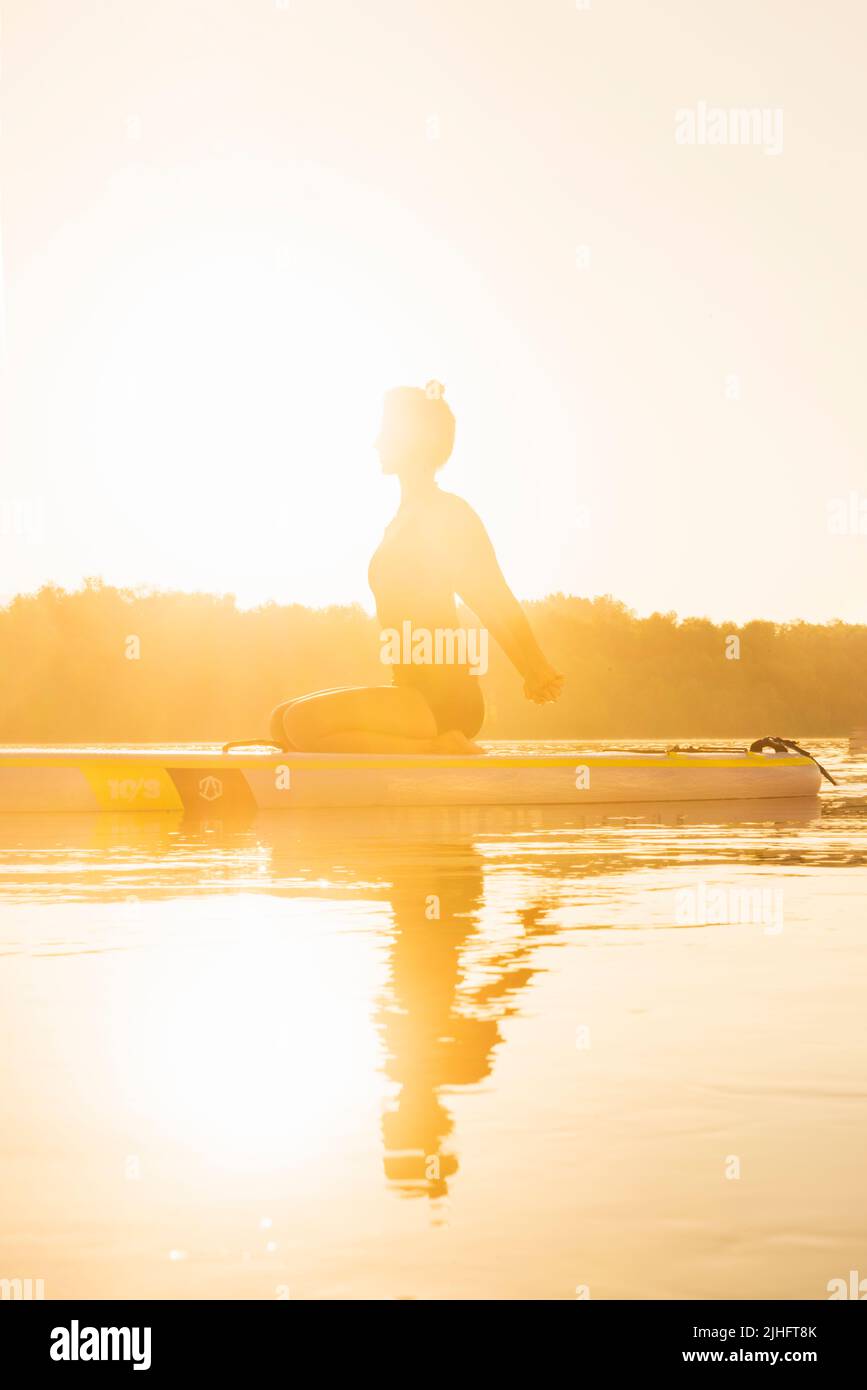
(0, 744, 823, 813)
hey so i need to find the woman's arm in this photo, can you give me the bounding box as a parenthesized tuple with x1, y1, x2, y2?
(450, 498, 564, 704)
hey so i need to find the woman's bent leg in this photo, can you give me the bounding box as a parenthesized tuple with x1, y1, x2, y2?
(269, 701, 297, 748)
(271, 685, 452, 753)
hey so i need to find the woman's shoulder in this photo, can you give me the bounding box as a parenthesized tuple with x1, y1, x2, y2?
(434, 488, 485, 532)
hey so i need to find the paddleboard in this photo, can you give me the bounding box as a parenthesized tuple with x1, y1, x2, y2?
(0, 745, 823, 813)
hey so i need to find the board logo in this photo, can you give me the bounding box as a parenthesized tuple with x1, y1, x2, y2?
(198, 775, 223, 802)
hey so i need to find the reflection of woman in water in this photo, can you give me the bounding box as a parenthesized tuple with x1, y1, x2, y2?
(271, 383, 564, 754)
(377, 822, 553, 1198)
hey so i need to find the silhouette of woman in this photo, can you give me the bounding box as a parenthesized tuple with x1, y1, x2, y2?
(270, 383, 563, 753)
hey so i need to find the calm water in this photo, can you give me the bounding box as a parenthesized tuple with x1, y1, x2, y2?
(1, 739, 865, 1300)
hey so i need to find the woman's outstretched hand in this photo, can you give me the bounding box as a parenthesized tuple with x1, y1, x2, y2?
(523, 659, 565, 705)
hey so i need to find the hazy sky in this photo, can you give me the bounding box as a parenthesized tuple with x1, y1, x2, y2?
(2, 0, 865, 622)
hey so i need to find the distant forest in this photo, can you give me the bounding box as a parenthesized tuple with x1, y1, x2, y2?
(1, 581, 865, 741)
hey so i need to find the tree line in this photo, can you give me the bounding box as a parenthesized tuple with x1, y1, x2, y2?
(1, 581, 864, 741)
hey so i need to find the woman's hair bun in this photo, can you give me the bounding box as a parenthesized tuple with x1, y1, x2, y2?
(381, 381, 456, 467)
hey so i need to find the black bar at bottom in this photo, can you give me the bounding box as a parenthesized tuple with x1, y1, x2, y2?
(2, 1298, 863, 1375)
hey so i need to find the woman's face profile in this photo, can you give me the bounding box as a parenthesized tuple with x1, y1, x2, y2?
(375, 410, 413, 475)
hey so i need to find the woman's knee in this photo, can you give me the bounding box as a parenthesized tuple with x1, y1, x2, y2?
(269, 700, 298, 749)
(271, 691, 354, 751)
(280, 696, 332, 750)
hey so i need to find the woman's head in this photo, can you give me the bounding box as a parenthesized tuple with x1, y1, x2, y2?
(376, 381, 456, 478)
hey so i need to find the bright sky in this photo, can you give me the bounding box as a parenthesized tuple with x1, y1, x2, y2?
(1, 0, 865, 622)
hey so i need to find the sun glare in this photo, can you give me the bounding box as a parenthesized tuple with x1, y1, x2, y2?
(114, 896, 387, 1171)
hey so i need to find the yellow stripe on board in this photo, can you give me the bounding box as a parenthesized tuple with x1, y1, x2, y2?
(257, 754, 811, 771)
(82, 763, 184, 811)
(234, 755, 811, 771)
(0, 752, 812, 773)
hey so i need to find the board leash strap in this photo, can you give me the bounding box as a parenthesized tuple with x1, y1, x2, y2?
(748, 735, 837, 786)
(222, 739, 286, 754)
